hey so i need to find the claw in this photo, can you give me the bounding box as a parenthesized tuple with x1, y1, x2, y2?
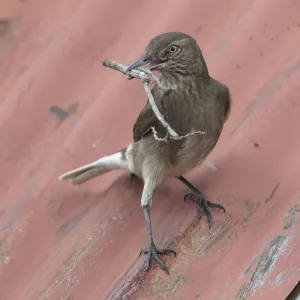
(157, 248, 177, 257)
(139, 243, 175, 274)
(207, 201, 226, 213)
(197, 205, 203, 219)
(183, 190, 225, 227)
(139, 248, 146, 257)
(184, 193, 195, 202)
(164, 249, 176, 257)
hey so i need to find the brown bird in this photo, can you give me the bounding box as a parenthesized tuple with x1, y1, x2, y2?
(59, 32, 231, 274)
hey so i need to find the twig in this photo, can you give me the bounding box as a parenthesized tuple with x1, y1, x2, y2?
(102, 59, 206, 142)
(142, 68, 170, 92)
(151, 126, 205, 143)
(102, 59, 178, 137)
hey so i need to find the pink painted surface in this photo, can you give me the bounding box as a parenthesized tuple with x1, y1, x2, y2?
(0, 0, 22, 19)
(0, 0, 299, 299)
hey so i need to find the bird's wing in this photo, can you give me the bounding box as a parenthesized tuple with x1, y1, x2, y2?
(133, 85, 167, 142)
(223, 88, 231, 123)
(218, 82, 232, 123)
(133, 102, 167, 142)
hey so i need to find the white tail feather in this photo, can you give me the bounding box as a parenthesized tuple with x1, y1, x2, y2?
(59, 151, 129, 185)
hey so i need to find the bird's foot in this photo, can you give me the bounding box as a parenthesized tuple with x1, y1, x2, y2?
(184, 191, 225, 228)
(139, 243, 176, 275)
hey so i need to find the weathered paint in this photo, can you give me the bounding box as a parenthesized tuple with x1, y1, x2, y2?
(0, 0, 300, 299)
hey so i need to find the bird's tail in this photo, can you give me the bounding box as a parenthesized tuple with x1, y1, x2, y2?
(59, 148, 129, 185)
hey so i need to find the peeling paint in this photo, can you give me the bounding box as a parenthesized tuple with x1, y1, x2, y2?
(235, 236, 293, 300)
(268, 265, 300, 288)
(240, 256, 258, 279)
(283, 203, 300, 230)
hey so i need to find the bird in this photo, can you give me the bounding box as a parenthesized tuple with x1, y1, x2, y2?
(58, 32, 231, 274)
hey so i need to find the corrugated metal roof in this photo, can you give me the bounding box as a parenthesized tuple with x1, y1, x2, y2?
(0, 0, 299, 299)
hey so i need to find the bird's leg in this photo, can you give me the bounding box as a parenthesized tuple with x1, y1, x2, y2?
(139, 180, 176, 274)
(177, 176, 225, 228)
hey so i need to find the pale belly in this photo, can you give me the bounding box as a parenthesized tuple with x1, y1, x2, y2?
(164, 135, 217, 178)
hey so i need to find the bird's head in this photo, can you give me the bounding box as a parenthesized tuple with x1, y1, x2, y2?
(126, 32, 206, 75)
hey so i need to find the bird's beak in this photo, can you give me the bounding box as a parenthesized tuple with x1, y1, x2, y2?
(126, 55, 149, 72)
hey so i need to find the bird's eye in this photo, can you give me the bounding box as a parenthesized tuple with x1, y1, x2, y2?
(169, 45, 179, 53)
